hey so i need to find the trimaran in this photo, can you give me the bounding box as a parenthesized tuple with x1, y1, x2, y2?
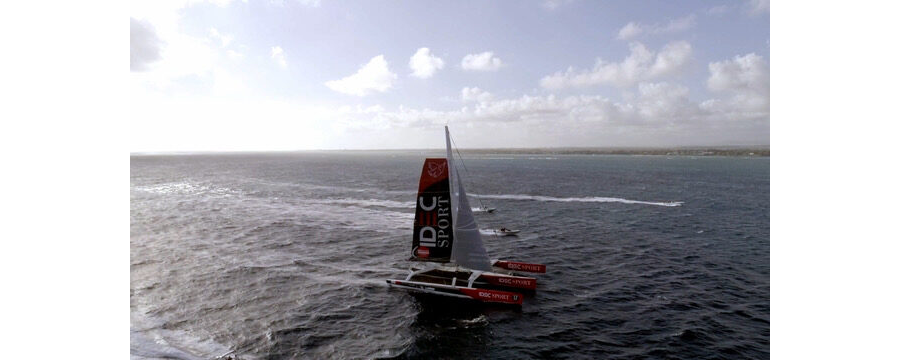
(386, 126, 546, 305)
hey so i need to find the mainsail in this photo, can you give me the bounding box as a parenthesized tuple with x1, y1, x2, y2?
(409, 126, 493, 271)
(411, 158, 454, 261)
(445, 126, 493, 271)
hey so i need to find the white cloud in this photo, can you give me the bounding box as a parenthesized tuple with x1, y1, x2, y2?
(706, 5, 731, 15)
(130, 1, 236, 82)
(269, 0, 322, 6)
(130, 0, 349, 152)
(408, 47, 444, 79)
(708, 53, 768, 93)
(541, 0, 573, 10)
(746, 0, 769, 15)
(540, 41, 692, 89)
(352, 82, 748, 128)
(227, 49, 244, 61)
(325, 55, 398, 96)
(705, 53, 769, 113)
(616, 22, 642, 40)
(616, 15, 696, 40)
(299, 0, 322, 6)
(461, 51, 503, 71)
(209, 28, 233, 47)
(336, 79, 767, 147)
(130, 18, 163, 72)
(461, 87, 493, 103)
(271, 46, 287, 68)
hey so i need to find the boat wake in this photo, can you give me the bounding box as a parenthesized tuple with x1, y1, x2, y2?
(473, 194, 683, 207)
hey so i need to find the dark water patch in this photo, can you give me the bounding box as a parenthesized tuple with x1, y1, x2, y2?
(132, 153, 768, 359)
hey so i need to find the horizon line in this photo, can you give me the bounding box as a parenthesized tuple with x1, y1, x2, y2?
(131, 144, 770, 156)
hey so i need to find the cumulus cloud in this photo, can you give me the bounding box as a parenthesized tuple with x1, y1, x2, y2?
(209, 28, 232, 47)
(325, 55, 398, 96)
(461, 87, 493, 103)
(617, 22, 642, 40)
(271, 46, 287, 68)
(616, 15, 696, 40)
(461, 51, 503, 71)
(408, 47, 444, 79)
(131, 18, 163, 72)
(540, 41, 692, 89)
(704, 53, 769, 113)
(344, 80, 764, 135)
(708, 53, 768, 93)
(227, 49, 244, 61)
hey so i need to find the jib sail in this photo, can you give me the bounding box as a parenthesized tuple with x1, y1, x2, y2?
(446, 126, 493, 272)
(411, 158, 454, 261)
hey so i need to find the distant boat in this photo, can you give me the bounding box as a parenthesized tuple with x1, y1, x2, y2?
(386, 126, 545, 305)
(470, 195, 496, 213)
(472, 206, 496, 213)
(492, 228, 520, 236)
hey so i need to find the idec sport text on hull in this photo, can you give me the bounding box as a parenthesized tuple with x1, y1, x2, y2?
(479, 291, 511, 301)
(418, 195, 450, 248)
(497, 277, 533, 286)
(508, 263, 542, 272)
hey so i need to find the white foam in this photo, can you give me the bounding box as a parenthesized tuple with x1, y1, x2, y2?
(130, 309, 230, 360)
(458, 315, 488, 326)
(473, 193, 683, 207)
(320, 198, 411, 209)
(133, 181, 241, 197)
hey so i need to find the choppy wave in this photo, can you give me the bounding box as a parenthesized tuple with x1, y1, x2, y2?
(131, 309, 231, 360)
(131, 153, 767, 359)
(474, 193, 683, 207)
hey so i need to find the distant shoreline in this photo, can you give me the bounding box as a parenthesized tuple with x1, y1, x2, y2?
(132, 146, 769, 157)
(453, 147, 769, 157)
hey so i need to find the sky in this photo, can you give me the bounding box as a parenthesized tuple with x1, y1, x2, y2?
(130, 0, 769, 152)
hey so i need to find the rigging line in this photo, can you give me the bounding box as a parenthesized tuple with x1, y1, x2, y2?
(450, 132, 499, 242)
(448, 131, 489, 212)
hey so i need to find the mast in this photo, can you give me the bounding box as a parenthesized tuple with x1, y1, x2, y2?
(445, 126, 458, 246)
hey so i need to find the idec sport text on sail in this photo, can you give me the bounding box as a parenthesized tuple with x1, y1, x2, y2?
(412, 158, 454, 259)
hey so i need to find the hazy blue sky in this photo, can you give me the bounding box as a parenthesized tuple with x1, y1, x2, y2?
(131, 0, 769, 151)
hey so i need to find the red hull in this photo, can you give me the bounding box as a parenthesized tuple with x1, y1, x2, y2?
(493, 260, 547, 274)
(479, 273, 537, 290)
(388, 279, 523, 305)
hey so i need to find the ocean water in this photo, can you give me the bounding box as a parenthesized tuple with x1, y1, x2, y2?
(130, 152, 769, 359)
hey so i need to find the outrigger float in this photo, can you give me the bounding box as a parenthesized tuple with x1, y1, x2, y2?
(386, 126, 546, 306)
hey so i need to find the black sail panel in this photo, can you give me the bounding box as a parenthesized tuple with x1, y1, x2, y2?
(412, 158, 454, 261)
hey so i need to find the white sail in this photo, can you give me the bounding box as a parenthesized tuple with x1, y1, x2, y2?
(446, 127, 458, 243)
(446, 126, 493, 271)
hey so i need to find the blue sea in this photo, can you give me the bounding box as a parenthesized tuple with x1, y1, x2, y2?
(130, 151, 769, 359)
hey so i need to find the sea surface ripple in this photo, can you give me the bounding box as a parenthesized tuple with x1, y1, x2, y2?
(131, 151, 769, 359)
